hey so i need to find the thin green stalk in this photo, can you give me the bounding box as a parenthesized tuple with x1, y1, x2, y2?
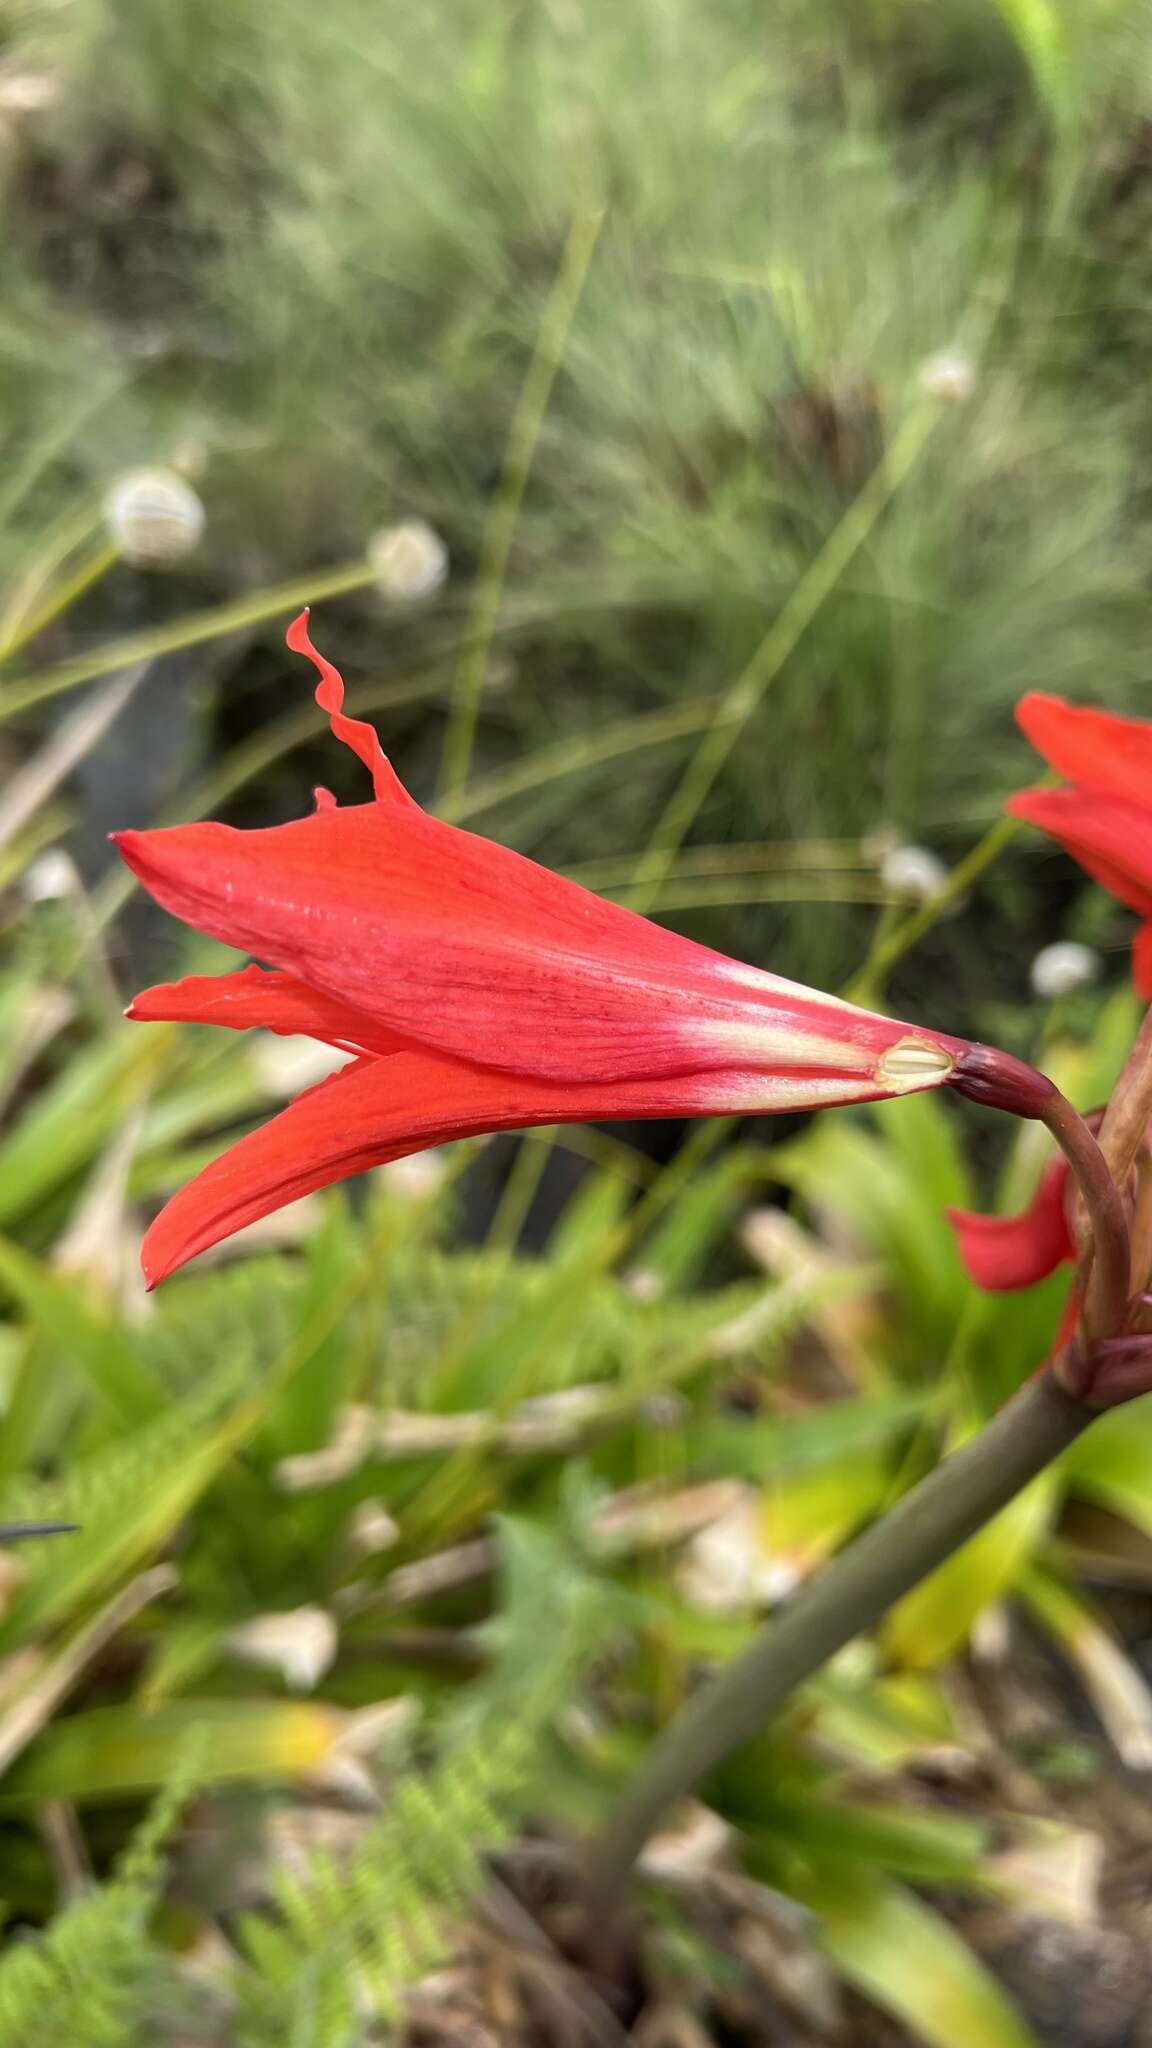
(0, 559, 378, 719)
(0, 377, 125, 536)
(845, 815, 1021, 1003)
(0, 544, 120, 665)
(438, 207, 604, 811)
(453, 692, 723, 823)
(0, 505, 105, 662)
(626, 399, 944, 914)
(404, 1119, 734, 1545)
(567, 838, 870, 889)
(584, 1072, 1129, 1940)
(605, 877, 885, 913)
(484, 1131, 557, 1257)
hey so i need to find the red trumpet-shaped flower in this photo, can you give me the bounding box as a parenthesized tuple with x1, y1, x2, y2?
(117, 613, 976, 1287)
(1009, 695, 1152, 996)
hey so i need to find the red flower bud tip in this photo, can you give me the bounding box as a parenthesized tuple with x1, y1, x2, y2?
(947, 1044, 1059, 1119)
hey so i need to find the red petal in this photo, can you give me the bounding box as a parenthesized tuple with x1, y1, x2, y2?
(1007, 787, 1152, 919)
(1134, 923, 1152, 999)
(126, 963, 409, 1056)
(286, 609, 418, 810)
(1017, 694, 1152, 809)
(141, 1050, 827, 1286)
(114, 802, 963, 1094)
(946, 1156, 1074, 1292)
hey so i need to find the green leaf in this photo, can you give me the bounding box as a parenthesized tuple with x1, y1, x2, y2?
(1063, 1396, 1152, 1541)
(693, 1391, 925, 1485)
(884, 1467, 1057, 1668)
(0, 1391, 249, 1648)
(794, 1868, 1037, 2048)
(0, 1699, 354, 1803)
(0, 1235, 160, 1423)
(776, 1111, 969, 1360)
(0, 1031, 167, 1227)
(758, 1793, 988, 1884)
(814, 1668, 959, 1769)
(989, 0, 1077, 132)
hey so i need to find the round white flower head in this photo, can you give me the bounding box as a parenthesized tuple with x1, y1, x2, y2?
(347, 1499, 400, 1556)
(918, 348, 976, 405)
(368, 519, 448, 603)
(880, 842, 949, 904)
(1030, 941, 1100, 999)
(228, 1606, 337, 1691)
(22, 849, 79, 903)
(103, 468, 206, 567)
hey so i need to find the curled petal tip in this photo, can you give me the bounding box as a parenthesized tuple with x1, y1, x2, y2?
(285, 607, 313, 653)
(284, 609, 417, 809)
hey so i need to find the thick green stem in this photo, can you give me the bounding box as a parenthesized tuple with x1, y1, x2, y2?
(582, 1063, 1129, 1947)
(583, 1371, 1093, 1948)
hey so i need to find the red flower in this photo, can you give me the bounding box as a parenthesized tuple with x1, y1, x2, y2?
(1009, 695, 1152, 995)
(948, 1157, 1075, 1293)
(117, 612, 970, 1286)
(948, 1154, 1086, 1375)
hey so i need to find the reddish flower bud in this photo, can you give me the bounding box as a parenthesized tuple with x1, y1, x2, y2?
(1057, 1332, 1152, 1409)
(947, 1044, 1059, 1119)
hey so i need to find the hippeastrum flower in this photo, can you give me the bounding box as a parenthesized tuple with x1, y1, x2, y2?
(948, 1156, 1076, 1293)
(116, 613, 979, 1286)
(1009, 695, 1152, 995)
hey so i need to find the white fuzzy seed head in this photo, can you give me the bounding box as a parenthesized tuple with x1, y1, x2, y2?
(228, 1606, 337, 1691)
(1030, 941, 1100, 999)
(103, 468, 205, 567)
(880, 842, 949, 903)
(918, 347, 976, 404)
(347, 1499, 400, 1556)
(368, 519, 448, 603)
(22, 850, 79, 903)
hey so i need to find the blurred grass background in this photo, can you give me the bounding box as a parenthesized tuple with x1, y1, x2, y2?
(3, 0, 1152, 2042)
